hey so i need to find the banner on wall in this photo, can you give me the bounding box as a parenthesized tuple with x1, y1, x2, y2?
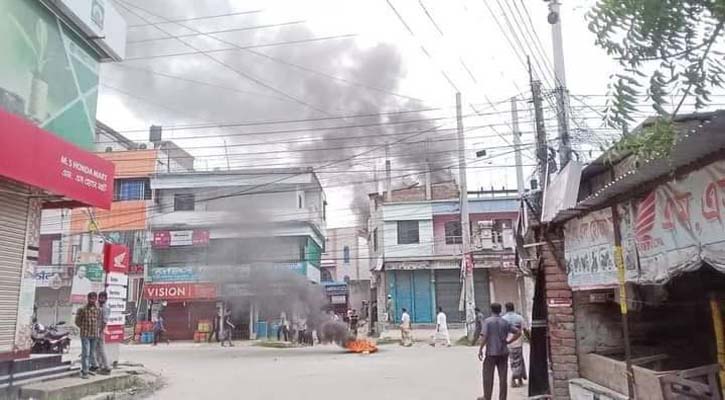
(565, 159, 725, 289)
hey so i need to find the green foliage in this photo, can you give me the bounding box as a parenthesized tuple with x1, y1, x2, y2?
(588, 0, 725, 160)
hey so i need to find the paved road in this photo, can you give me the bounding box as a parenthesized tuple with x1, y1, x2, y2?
(117, 341, 529, 400)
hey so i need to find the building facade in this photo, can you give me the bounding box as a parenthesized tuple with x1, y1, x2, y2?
(0, 0, 125, 366)
(36, 124, 193, 327)
(144, 169, 326, 340)
(320, 227, 371, 314)
(368, 181, 521, 325)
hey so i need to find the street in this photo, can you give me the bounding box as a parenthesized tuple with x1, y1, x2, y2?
(117, 341, 529, 400)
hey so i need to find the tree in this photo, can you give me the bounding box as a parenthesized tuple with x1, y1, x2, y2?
(587, 0, 725, 160)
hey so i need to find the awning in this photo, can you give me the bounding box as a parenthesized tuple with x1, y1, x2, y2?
(0, 109, 114, 209)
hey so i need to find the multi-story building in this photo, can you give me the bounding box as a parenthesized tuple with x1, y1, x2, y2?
(36, 124, 193, 326)
(0, 0, 126, 369)
(320, 227, 371, 314)
(145, 168, 326, 340)
(368, 180, 521, 324)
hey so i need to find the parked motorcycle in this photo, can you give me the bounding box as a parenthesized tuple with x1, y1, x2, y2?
(31, 320, 71, 354)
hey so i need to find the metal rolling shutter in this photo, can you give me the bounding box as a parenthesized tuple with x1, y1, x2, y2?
(0, 180, 29, 354)
(435, 269, 462, 323)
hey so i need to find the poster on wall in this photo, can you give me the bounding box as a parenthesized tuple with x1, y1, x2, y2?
(70, 262, 104, 303)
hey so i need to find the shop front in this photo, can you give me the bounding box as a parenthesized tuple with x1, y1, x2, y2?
(143, 282, 219, 340)
(564, 158, 725, 399)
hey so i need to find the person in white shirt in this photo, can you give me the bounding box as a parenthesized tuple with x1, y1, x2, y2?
(400, 308, 413, 347)
(434, 307, 451, 347)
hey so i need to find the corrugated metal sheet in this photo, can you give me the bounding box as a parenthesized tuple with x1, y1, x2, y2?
(552, 111, 725, 223)
(0, 179, 29, 354)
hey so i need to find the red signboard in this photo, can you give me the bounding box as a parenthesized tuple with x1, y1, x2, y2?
(128, 264, 144, 275)
(152, 230, 210, 248)
(144, 283, 217, 300)
(0, 109, 114, 209)
(103, 244, 129, 274)
(104, 325, 125, 343)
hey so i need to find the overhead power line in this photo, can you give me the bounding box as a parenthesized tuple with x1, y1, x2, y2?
(126, 9, 263, 28)
(127, 20, 308, 44)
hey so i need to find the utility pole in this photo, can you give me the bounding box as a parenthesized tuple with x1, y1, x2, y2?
(223, 139, 231, 170)
(529, 57, 548, 188)
(456, 92, 475, 340)
(511, 97, 525, 195)
(548, 0, 571, 168)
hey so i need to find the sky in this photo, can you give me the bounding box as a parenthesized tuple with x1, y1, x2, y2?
(98, 0, 723, 228)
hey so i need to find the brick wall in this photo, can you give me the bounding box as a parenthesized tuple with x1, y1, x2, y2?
(541, 231, 579, 399)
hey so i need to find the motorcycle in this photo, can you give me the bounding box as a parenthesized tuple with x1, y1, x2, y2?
(31, 320, 71, 354)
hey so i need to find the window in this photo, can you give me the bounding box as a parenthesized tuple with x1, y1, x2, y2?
(174, 193, 195, 211)
(444, 221, 463, 244)
(397, 220, 420, 244)
(114, 178, 151, 201)
(343, 246, 350, 264)
(373, 228, 379, 252)
(493, 219, 511, 244)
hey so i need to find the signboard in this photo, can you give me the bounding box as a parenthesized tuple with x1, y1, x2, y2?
(324, 283, 348, 295)
(105, 284, 127, 300)
(70, 262, 104, 303)
(331, 295, 347, 304)
(0, 110, 114, 209)
(45, 0, 128, 60)
(144, 282, 217, 300)
(221, 283, 254, 297)
(564, 208, 619, 290)
(619, 159, 725, 283)
(106, 311, 125, 326)
(106, 272, 128, 286)
(35, 266, 67, 288)
(103, 244, 129, 274)
(128, 264, 144, 275)
(106, 297, 126, 312)
(149, 266, 197, 283)
(566, 159, 725, 288)
(152, 230, 210, 248)
(104, 325, 124, 344)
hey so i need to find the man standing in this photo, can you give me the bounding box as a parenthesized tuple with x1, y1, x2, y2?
(385, 295, 394, 325)
(350, 309, 359, 338)
(94, 292, 111, 375)
(435, 307, 451, 347)
(153, 313, 169, 345)
(400, 308, 412, 347)
(75, 292, 99, 379)
(502, 302, 528, 388)
(477, 303, 521, 400)
(221, 309, 235, 347)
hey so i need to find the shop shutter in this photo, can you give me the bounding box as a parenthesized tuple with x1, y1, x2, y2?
(435, 269, 462, 323)
(0, 180, 29, 354)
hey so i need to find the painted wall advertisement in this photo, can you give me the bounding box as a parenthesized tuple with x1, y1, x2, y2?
(565, 159, 725, 289)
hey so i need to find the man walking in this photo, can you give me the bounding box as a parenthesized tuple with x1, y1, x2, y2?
(75, 292, 99, 379)
(473, 307, 485, 345)
(477, 303, 521, 400)
(400, 308, 413, 347)
(502, 302, 528, 388)
(153, 313, 169, 345)
(434, 307, 451, 347)
(93, 292, 111, 375)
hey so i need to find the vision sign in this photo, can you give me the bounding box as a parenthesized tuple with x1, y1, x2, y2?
(144, 283, 217, 301)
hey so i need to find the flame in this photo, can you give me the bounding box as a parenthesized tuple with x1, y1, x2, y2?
(345, 339, 378, 353)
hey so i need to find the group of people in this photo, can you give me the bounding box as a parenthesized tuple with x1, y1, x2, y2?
(276, 313, 313, 345)
(74, 291, 112, 379)
(476, 302, 529, 400)
(396, 301, 528, 400)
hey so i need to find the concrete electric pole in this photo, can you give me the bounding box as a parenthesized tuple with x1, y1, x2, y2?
(529, 58, 548, 188)
(511, 97, 525, 195)
(456, 93, 475, 340)
(547, 0, 571, 168)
